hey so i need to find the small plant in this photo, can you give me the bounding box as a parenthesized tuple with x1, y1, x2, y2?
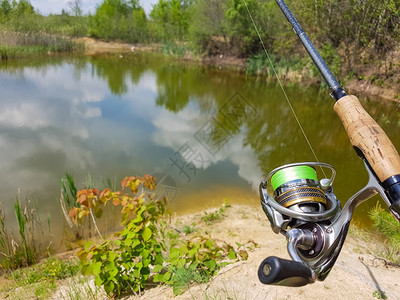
(183, 225, 196, 234)
(201, 200, 231, 225)
(3, 257, 80, 299)
(373, 290, 388, 299)
(14, 197, 36, 266)
(161, 41, 188, 58)
(60, 173, 102, 241)
(201, 209, 224, 224)
(74, 176, 246, 297)
(369, 202, 400, 263)
(9, 257, 80, 285)
(59, 275, 105, 300)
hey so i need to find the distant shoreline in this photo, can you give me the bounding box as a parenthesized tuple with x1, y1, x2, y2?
(74, 37, 400, 103)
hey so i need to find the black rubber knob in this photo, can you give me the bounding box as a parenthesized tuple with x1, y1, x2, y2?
(258, 256, 314, 286)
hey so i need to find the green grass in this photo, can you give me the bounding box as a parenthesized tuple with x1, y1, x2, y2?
(183, 225, 196, 234)
(58, 275, 105, 300)
(246, 52, 311, 78)
(1, 257, 80, 299)
(171, 265, 210, 295)
(368, 202, 400, 264)
(201, 200, 231, 225)
(161, 41, 188, 58)
(0, 31, 83, 59)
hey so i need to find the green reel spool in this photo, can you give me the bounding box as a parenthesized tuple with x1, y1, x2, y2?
(271, 166, 328, 210)
(271, 166, 318, 191)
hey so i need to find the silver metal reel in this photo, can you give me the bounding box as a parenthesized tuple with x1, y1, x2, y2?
(258, 161, 389, 286)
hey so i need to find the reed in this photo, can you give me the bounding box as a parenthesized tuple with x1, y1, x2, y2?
(0, 206, 18, 270)
(0, 31, 83, 59)
(246, 52, 310, 78)
(59, 173, 103, 242)
(14, 197, 36, 266)
(0, 193, 50, 271)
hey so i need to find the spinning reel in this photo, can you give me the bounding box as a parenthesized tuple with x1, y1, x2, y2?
(254, 0, 400, 288)
(258, 161, 397, 287)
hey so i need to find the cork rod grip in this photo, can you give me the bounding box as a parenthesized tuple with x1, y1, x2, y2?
(334, 95, 400, 182)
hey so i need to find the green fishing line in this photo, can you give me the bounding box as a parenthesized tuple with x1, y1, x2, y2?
(271, 166, 317, 191)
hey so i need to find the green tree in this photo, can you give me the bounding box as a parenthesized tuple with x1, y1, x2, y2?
(298, 0, 400, 69)
(224, 0, 277, 56)
(0, 0, 12, 21)
(150, 0, 193, 41)
(188, 0, 228, 51)
(88, 0, 148, 42)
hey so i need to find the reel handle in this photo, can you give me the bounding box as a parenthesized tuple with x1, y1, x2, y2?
(258, 256, 315, 287)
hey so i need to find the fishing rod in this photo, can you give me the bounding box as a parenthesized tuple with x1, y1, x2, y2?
(257, 0, 400, 287)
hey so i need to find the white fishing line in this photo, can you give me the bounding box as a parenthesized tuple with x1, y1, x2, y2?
(241, 0, 327, 178)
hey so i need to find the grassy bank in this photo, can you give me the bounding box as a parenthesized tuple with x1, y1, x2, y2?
(0, 31, 83, 59)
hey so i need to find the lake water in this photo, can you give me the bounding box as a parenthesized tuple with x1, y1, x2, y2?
(0, 53, 399, 240)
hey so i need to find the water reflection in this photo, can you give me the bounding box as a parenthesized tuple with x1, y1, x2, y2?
(0, 54, 399, 238)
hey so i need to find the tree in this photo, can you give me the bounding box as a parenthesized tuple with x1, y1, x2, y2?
(150, 0, 193, 41)
(188, 0, 228, 50)
(88, 0, 148, 42)
(224, 0, 275, 56)
(0, 0, 12, 16)
(298, 0, 400, 68)
(69, 0, 82, 17)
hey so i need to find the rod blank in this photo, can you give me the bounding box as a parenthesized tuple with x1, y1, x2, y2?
(275, 0, 346, 100)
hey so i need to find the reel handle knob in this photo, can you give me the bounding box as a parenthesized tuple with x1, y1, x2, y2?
(258, 256, 314, 287)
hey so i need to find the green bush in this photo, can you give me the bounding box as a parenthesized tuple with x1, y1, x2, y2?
(369, 202, 400, 263)
(74, 175, 247, 297)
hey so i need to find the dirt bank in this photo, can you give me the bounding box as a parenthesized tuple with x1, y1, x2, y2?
(52, 205, 400, 300)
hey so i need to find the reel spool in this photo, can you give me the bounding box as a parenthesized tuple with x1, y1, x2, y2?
(271, 165, 328, 215)
(260, 162, 339, 231)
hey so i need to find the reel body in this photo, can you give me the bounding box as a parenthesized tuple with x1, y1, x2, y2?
(259, 162, 342, 286)
(258, 161, 395, 286)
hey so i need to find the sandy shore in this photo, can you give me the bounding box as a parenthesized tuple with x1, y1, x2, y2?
(52, 204, 400, 300)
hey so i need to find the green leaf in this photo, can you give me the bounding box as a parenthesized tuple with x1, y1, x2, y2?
(142, 227, 152, 241)
(204, 259, 216, 271)
(155, 253, 164, 265)
(179, 245, 188, 255)
(227, 249, 237, 260)
(84, 241, 93, 252)
(108, 267, 118, 279)
(164, 271, 172, 281)
(153, 273, 164, 282)
(94, 275, 103, 286)
(104, 281, 115, 295)
(136, 261, 143, 271)
(108, 251, 118, 261)
(188, 246, 198, 257)
(176, 258, 186, 269)
(92, 262, 102, 276)
(143, 257, 152, 267)
(133, 267, 140, 278)
(169, 247, 180, 259)
(81, 264, 93, 275)
(153, 264, 163, 273)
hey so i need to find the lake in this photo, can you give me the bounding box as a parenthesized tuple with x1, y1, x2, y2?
(0, 53, 399, 242)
